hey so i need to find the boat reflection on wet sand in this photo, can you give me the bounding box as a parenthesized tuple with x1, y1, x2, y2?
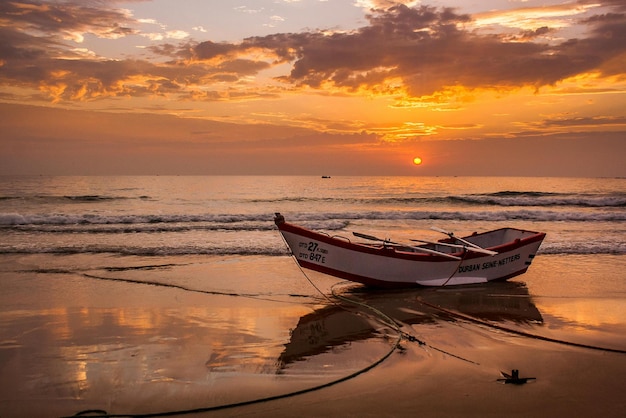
(278, 281, 542, 369)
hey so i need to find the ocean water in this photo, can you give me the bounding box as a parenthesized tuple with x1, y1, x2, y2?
(0, 175, 624, 256)
(1, 176, 625, 416)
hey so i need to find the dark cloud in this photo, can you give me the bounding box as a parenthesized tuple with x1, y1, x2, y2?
(0, 1, 269, 101)
(187, 2, 625, 97)
(0, 0, 137, 40)
(515, 26, 555, 41)
(531, 115, 626, 128)
(217, 58, 271, 75)
(0, 1, 144, 100)
(192, 41, 240, 60)
(261, 3, 626, 95)
(1, 1, 625, 103)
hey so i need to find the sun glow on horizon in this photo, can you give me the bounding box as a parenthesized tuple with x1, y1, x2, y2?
(0, 0, 623, 177)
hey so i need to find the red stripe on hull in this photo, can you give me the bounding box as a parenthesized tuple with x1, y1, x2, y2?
(298, 260, 531, 288)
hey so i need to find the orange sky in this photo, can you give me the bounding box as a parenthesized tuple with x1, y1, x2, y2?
(1, 0, 625, 176)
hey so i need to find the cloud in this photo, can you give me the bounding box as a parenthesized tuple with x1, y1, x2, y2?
(0, 0, 274, 102)
(355, 0, 419, 10)
(2, 103, 623, 176)
(268, 3, 626, 96)
(142, 29, 189, 41)
(1, 1, 625, 104)
(527, 115, 626, 128)
(234, 6, 264, 15)
(0, 0, 137, 42)
(188, 2, 626, 99)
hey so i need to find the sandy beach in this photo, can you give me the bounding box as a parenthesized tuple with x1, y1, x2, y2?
(1, 252, 625, 418)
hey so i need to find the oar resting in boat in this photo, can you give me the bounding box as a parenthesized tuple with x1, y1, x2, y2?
(353, 232, 462, 260)
(430, 226, 498, 256)
(410, 238, 497, 256)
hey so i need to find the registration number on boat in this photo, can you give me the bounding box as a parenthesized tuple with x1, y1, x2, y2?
(298, 241, 327, 263)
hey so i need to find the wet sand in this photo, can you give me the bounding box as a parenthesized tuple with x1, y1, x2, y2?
(1, 254, 625, 417)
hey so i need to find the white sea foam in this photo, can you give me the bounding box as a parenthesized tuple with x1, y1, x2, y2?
(1, 176, 624, 256)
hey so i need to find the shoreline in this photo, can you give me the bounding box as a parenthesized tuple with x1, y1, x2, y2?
(1, 253, 625, 417)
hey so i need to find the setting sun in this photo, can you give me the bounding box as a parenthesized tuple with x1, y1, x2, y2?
(413, 157, 423, 165)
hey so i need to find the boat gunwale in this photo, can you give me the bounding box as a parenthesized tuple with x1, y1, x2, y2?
(276, 219, 546, 262)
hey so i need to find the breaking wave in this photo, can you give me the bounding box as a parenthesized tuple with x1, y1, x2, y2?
(239, 192, 626, 208)
(0, 194, 151, 203)
(1, 239, 623, 257)
(0, 245, 288, 257)
(1, 209, 625, 230)
(448, 191, 626, 208)
(3, 191, 623, 210)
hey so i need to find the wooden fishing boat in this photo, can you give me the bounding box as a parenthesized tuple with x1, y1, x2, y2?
(274, 213, 545, 287)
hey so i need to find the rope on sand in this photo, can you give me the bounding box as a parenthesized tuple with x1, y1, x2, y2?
(66, 331, 400, 417)
(65, 264, 402, 417)
(81, 273, 317, 304)
(329, 282, 480, 365)
(66, 321, 401, 418)
(66, 248, 484, 417)
(418, 299, 626, 355)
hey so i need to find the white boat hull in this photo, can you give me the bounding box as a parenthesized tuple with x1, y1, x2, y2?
(275, 214, 545, 287)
